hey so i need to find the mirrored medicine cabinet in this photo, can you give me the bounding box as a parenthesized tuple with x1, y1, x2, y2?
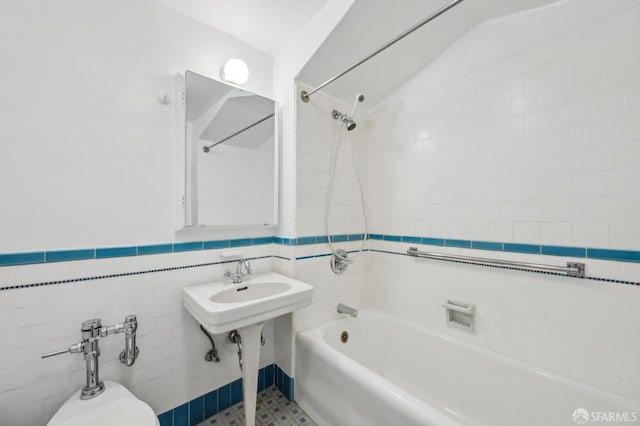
(176, 70, 278, 230)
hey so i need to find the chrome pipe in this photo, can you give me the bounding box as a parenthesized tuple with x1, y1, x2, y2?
(407, 247, 585, 277)
(80, 319, 104, 399)
(300, 0, 465, 102)
(119, 315, 139, 367)
(200, 324, 220, 362)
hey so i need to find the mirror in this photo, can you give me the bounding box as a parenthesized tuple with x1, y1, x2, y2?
(183, 71, 278, 228)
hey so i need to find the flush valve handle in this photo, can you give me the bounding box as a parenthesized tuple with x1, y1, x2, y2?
(41, 342, 83, 358)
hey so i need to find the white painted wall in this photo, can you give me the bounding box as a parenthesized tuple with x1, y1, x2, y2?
(0, 1, 281, 425)
(364, 0, 640, 401)
(0, 0, 273, 253)
(272, 0, 355, 238)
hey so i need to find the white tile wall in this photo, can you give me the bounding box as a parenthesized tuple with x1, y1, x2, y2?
(367, 240, 640, 401)
(296, 86, 369, 238)
(358, 0, 640, 403)
(293, 86, 370, 334)
(366, 0, 640, 250)
(0, 0, 274, 253)
(0, 245, 278, 426)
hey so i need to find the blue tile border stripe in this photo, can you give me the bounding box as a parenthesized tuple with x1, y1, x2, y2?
(471, 241, 503, 251)
(504, 243, 540, 254)
(157, 363, 290, 426)
(0, 232, 639, 288)
(2, 233, 639, 268)
(587, 248, 640, 262)
(96, 246, 137, 258)
(0, 237, 277, 267)
(137, 244, 173, 256)
(0, 252, 44, 266)
(45, 249, 95, 262)
(363, 234, 640, 264)
(542, 245, 586, 258)
(445, 239, 472, 248)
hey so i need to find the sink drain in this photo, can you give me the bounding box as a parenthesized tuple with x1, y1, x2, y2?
(340, 331, 349, 343)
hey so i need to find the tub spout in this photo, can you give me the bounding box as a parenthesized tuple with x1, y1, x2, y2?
(337, 303, 358, 318)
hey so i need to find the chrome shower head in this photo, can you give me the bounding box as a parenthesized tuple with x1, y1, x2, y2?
(332, 109, 356, 131)
(343, 116, 356, 131)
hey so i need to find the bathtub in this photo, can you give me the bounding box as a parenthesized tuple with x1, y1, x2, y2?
(295, 310, 638, 426)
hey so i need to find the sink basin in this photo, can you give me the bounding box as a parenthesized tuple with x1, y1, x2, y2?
(211, 282, 291, 303)
(182, 272, 313, 334)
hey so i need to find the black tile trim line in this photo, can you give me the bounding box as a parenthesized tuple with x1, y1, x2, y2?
(370, 249, 640, 287)
(0, 255, 279, 291)
(272, 255, 292, 261)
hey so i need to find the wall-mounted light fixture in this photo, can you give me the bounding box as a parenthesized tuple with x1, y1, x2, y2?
(220, 58, 249, 85)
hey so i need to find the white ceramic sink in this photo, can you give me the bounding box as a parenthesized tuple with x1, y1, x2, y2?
(182, 272, 313, 334)
(211, 282, 291, 303)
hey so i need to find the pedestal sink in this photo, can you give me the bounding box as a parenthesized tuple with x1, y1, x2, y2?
(182, 272, 313, 426)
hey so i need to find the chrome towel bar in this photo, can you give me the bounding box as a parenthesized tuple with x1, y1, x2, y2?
(407, 247, 585, 278)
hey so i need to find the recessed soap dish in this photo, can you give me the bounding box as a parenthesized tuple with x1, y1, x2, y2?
(442, 299, 475, 331)
(220, 250, 244, 260)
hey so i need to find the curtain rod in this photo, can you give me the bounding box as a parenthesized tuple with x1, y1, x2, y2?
(202, 113, 275, 153)
(300, 0, 465, 103)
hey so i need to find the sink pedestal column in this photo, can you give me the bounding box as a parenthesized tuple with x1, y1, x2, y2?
(238, 323, 264, 426)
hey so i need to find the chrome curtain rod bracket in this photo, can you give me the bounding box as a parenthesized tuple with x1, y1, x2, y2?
(406, 247, 586, 278)
(300, 0, 465, 103)
(202, 113, 275, 153)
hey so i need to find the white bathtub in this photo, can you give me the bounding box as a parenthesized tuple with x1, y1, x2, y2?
(296, 310, 638, 426)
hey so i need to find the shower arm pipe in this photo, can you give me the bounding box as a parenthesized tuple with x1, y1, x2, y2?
(202, 113, 275, 152)
(300, 0, 465, 103)
(407, 247, 586, 278)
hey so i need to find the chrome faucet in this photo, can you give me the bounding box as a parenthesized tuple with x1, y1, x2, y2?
(225, 259, 252, 283)
(337, 303, 358, 318)
(41, 315, 139, 399)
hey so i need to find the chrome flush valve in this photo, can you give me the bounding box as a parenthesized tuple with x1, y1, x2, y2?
(41, 314, 140, 400)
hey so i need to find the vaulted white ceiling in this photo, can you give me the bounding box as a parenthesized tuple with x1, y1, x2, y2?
(157, 0, 330, 55)
(297, 0, 561, 105)
(161, 0, 562, 106)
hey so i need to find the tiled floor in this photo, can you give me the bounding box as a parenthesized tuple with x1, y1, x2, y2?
(197, 385, 316, 426)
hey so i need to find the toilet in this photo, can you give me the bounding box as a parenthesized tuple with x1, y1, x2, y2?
(48, 381, 159, 426)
